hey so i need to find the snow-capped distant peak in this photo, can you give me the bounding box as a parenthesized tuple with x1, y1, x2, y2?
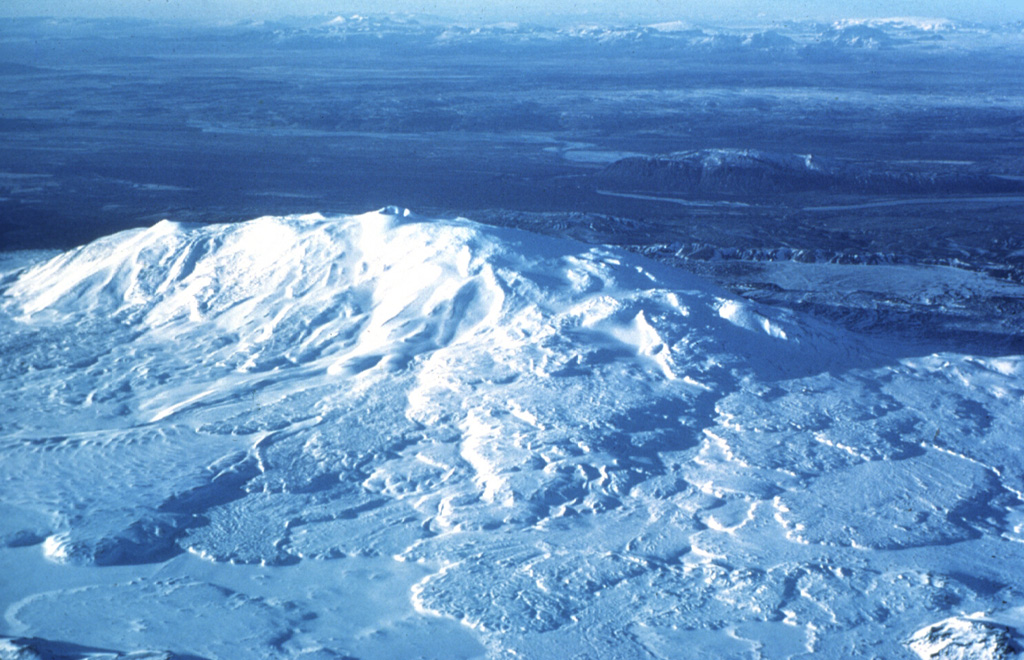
(833, 17, 957, 31)
(646, 20, 695, 33)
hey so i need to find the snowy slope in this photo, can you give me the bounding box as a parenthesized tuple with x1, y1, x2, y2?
(1, 209, 1023, 658)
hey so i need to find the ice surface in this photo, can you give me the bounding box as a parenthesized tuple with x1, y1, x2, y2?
(1, 209, 1023, 658)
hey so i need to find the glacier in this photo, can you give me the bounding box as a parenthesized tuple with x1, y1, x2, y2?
(1, 208, 1023, 658)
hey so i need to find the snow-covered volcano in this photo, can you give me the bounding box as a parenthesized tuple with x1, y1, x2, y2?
(1, 209, 1023, 658)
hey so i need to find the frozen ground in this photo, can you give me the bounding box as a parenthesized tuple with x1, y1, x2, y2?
(1, 209, 1023, 658)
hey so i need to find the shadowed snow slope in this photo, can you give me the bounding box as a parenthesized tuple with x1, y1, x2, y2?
(2, 209, 1024, 659)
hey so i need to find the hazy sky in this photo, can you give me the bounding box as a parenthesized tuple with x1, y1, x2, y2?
(0, 0, 1017, 24)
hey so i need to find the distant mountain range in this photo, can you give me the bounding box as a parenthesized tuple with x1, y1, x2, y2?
(251, 15, 1020, 55)
(597, 149, 1024, 198)
(5, 14, 1022, 57)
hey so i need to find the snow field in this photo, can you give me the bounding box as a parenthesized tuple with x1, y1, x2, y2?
(1, 209, 1023, 658)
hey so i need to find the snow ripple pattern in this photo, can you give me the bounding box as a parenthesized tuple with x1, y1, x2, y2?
(2, 208, 1024, 658)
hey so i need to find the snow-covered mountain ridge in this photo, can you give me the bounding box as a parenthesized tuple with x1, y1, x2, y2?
(166, 13, 1024, 56)
(1, 209, 1023, 658)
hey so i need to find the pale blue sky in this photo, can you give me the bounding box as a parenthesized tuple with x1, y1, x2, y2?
(0, 0, 1016, 24)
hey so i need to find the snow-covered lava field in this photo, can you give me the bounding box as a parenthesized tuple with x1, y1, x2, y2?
(1, 209, 1023, 658)
(2, 11, 1024, 660)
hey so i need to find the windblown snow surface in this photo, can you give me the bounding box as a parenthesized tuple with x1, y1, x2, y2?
(1, 209, 1023, 659)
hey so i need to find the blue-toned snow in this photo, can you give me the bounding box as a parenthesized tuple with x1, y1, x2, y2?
(1, 209, 1023, 659)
